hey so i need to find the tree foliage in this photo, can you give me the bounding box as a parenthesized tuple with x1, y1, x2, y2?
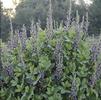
(89, 0, 101, 35)
(0, 1, 10, 42)
(14, 0, 78, 29)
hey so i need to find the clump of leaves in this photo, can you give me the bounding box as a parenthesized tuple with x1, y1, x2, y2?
(1, 25, 101, 100)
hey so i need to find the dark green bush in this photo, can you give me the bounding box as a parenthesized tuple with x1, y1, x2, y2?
(0, 27, 101, 100)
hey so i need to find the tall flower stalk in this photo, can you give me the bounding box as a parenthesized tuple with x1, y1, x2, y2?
(89, 40, 101, 87)
(72, 11, 81, 50)
(31, 21, 38, 40)
(80, 16, 85, 33)
(70, 74, 77, 100)
(17, 25, 27, 67)
(53, 38, 63, 83)
(30, 20, 38, 54)
(65, 0, 72, 31)
(22, 24, 27, 49)
(83, 12, 89, 40)
(9, 17, 14, 50)
(90, 41, 101, 63)
(18, 25, 27, 50)
(84, 12, 89, 35)
(89, 63, 101, 87)
(46, 0, 53, 40)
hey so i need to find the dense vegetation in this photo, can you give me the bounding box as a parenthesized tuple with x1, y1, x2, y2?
(1, 11, 101, 100)
(0, 0, 101, 100)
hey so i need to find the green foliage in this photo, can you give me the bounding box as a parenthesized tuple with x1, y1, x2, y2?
(14, 0, 77, 29)
(0, 28, 101, 100)
(89, 0, 101, 35)
(0, 1, 10, 42)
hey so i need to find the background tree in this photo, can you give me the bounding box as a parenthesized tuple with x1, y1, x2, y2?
(1, 0, 99, 42)
(89, 0, 101, 35)
(14, 0, 79, 29)
(0, 1, 10, 42)
(14, 0, 88, 30)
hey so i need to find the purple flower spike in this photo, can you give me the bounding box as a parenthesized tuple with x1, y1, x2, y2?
(90, 42, 101, 63)
(89, 63, 101, 87)
(53, 39, 63, 83)
(70, 74, 77, 100)
(4, 66, 13, 77)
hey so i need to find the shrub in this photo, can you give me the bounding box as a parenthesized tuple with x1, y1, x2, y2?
(0, 25, 101, 100)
